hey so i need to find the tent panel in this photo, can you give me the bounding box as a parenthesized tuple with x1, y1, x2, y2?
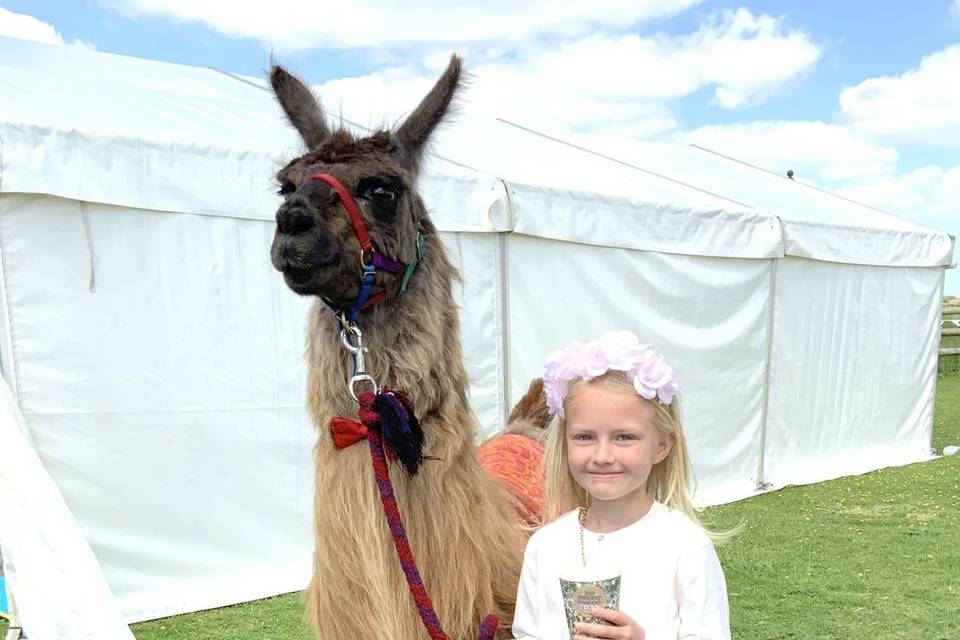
(439, 231, 507, 437)
(780, 218, 955, 268)
(764, 258, 941, 488)
(513, 124, 955, 268)
(505, 235, 772, 505)
(507, 183, 783, 260)
(0, 380, 135, 639)
(0, 196, 310, 415)
(0, 195, 316, 620)
(27, 410, 314, 622)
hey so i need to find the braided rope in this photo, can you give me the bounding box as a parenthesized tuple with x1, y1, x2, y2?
(366, 432, 499, 640)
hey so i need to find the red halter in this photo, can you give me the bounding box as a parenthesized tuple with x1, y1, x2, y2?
(311, 173, 373, 258)
(309, 173, 421, 321)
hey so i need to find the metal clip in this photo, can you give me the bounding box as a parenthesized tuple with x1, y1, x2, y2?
(339, 320, 379, 402)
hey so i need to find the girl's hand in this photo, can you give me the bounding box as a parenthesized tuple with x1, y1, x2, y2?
(572, 608, 646, 639)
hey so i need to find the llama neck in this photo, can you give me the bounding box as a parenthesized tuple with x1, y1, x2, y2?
(306, 233, 474, 439)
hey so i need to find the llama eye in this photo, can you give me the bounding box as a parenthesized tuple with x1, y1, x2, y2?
(357, 175, 402, 221)
(357, 174, 405, 200)
(277, 181, 296, 196)
(369, 187, 395, 202)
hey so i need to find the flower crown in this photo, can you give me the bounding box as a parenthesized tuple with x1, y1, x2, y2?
(543, 330, 679, 418)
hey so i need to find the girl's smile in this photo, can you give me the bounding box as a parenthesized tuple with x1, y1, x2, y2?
(565, 385, 673, 519)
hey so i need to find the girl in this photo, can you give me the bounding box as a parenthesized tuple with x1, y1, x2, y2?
(512, 331, 731, 640)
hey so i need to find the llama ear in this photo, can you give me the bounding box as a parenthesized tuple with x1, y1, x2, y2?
(270, 64, 330, 150)
(394, 54, 463, 173)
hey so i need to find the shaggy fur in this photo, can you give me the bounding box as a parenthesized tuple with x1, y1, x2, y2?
(269, 55, 530, 639)
(504, 378, 551, 442)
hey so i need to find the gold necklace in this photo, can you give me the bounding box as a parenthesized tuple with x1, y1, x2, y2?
(580, 506, 613, 567)
(578, 507, 587, 567)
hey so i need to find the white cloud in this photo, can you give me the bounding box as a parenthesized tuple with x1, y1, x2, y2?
(840, 43, 960, 146)
(952, 0, 960, 21)
(673, 120, 897, 182)
(0, 6, 64, 44)
(294, 8, 819, 140)
(0, 7, 96, 48)
(674, 8, 821, 108)
(833, 164, 960, 221)
(105, 0, 703, 50)
(102, 2, 819, 113)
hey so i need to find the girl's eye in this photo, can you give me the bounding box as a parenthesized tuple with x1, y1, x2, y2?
(571, 433, 593, 441)
(277, 181, 296, 196)
(615, 433, 639, 441)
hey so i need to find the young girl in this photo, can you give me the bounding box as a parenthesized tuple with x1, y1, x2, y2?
(512, 330, 731, 640)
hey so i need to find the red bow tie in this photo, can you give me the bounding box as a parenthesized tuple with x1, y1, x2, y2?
(329, 416, 399, 464)
(329, 416, 369, 449)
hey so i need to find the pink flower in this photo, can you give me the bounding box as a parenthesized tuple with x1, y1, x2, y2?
(657, 374, 679, 405)
(542, 330, 680, 415)
(580, 343, 609, 379)
(552, 343, 590, 378)
(597, 330, 649, 370)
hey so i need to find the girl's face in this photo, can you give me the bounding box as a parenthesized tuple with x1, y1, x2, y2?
(565, 384, 673, 506)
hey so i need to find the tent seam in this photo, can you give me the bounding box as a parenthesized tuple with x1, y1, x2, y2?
(0, 132, 24, 400)
(497, 179, 514, 424)
(755, 253, 779, 490)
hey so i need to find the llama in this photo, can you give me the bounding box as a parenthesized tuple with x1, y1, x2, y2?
(269, 55, 540, 639)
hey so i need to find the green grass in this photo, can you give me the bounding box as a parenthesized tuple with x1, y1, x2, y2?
(122, 374, 956, 639)
(133, 593, 311, 640)
(708, 373, 960, 639)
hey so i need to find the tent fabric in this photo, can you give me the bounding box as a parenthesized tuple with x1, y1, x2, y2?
(764, 258, 943, 486)
(0, 35, 954, 636)
(506, 123, 955, 268)
(0, 194, 317, 623)
(504, 236, 772, 505)
(0, 378, 134, 640)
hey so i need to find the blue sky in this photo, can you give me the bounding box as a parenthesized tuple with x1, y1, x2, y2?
(2, 0, 959, 293)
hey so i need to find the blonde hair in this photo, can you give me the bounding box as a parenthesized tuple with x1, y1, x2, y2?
(543, 371, 733, 543)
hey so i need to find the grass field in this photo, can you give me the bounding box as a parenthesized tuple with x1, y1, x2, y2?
(712, 375, 960, 639)
(6, 376, 958, 640)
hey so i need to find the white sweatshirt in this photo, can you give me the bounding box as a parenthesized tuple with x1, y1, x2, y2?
(512, 502, 730, 640)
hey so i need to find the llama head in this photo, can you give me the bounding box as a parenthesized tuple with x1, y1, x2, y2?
(269, 55, 462, 305)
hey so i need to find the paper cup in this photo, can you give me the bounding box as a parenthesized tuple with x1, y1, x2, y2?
(558, 572, 621, 639)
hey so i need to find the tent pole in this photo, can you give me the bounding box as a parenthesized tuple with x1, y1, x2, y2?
(755, 257, 778, 491)
(497, 229, 512, 428)
(928, 269, 949, 451)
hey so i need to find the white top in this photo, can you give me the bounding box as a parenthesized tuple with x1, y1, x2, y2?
(512, 502, 730, 640)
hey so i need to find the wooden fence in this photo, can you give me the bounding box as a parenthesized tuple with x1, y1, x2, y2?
(942, 305, 960, 357)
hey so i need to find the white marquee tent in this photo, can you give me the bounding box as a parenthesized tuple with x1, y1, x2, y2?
(0, 36, 953, 639)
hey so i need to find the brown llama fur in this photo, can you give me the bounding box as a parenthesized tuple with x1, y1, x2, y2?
(504, 378, 551, 442)
(268, 56, 530, 639)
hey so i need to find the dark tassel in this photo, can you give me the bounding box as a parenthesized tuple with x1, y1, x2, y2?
(374, 390, 425, 475)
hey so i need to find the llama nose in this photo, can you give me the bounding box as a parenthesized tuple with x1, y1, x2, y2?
(276, 202, 315, 235)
